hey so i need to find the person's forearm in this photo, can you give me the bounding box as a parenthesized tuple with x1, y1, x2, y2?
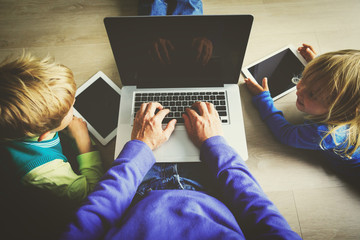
(200, 136, 301, 239)
(61, 140, 155, 240)
(76, 151, 104, 193)
(252, 91, 322, 150)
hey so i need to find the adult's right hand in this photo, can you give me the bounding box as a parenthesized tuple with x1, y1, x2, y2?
(131, 102, 176, 150)
(183, 102, 223, 148)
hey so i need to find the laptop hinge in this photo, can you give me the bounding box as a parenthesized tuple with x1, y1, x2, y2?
(136, 82, 223, 89)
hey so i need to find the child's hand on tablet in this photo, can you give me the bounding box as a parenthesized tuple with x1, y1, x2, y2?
(244, 77, 269, 96)
(68, 116, 92, 154)
(298, 43, 316, 62)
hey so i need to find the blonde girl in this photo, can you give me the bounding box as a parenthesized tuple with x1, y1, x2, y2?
(245, 44, 360, 180)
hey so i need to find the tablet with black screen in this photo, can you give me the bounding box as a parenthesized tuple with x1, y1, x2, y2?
(242, 45, 307, 100)
(73, 71, 121, 145)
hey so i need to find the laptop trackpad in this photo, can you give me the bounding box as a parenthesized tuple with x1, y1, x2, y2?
(153, 128, 200, 162)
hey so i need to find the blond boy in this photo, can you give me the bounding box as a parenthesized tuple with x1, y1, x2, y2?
(0, 53, 104, 201)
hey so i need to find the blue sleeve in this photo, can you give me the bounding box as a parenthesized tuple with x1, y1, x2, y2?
(252, 91, 326, 150)
(61, 140, 155, 240)
(201, 136, 302, 240)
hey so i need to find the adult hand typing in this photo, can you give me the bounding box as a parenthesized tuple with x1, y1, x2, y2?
(131, 102, 177, 150)
(183, 101, 223, 147)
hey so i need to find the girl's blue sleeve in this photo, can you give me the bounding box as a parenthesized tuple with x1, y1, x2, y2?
(252, 91, 326, 150)
(201, 136, 302, 240)
(60, 140, 155, 240)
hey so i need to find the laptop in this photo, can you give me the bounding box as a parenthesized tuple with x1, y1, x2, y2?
(104, 15, 253, 162)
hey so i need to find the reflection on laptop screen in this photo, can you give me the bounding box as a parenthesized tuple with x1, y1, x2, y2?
(104, 15, 253, 88)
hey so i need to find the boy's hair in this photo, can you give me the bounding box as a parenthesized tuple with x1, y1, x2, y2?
(301, 49, 360, 156)
(0, 52, 76, 141)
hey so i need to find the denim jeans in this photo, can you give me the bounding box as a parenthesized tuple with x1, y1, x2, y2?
(132, 162, 216, 205)
(138, 0, 203, 16)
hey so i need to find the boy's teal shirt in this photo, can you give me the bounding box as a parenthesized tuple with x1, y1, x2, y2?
(4, 132, 67, 178)
(1, 132, 104, 201)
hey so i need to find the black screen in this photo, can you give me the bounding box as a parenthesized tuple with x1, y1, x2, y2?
(74, 78, 121, 138)
(248, 48, 305, 98)
(104, 15, 253, 88)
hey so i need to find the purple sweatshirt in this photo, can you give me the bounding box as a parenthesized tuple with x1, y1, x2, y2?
(61, 136, 301, 240)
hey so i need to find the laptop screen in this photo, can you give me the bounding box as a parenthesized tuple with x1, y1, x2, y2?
(104, 15, 253, 88)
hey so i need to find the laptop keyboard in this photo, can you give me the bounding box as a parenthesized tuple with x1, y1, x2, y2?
(133, 91, 229, 124)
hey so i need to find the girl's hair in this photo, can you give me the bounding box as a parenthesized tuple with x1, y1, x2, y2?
(301, 49, 360, 156)
(0, 52, 76, 141)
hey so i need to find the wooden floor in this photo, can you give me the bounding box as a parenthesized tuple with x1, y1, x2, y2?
(1, 0, 360, 239)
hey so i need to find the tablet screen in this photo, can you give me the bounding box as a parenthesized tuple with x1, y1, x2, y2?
(248, 48, 305, 98)
(74, 77, 121, 139)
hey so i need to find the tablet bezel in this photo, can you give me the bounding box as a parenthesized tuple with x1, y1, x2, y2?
(73, 71, 121, 146)
(242, 44, 308, 101)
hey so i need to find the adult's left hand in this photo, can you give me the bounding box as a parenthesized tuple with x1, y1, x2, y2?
(131, 102, 176, 150)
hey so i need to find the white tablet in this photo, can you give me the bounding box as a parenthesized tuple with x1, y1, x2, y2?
(242, 45, 307, 100)
(73, 71, 121, 145)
